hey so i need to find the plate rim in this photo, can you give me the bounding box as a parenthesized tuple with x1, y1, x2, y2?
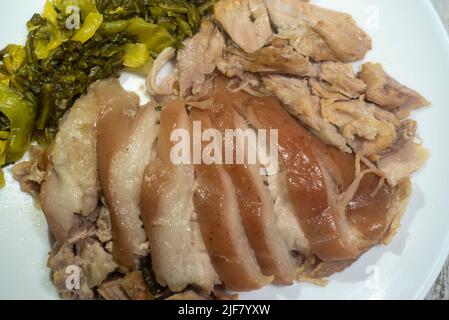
(413, 0, 449, 300)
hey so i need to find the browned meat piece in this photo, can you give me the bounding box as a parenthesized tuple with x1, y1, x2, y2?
(49, 243, 94, 300)
(140, 99, 219, 292)
(47, 218, 113, 300)
(218, 39, 318, 78)
(98, 272, 153, 300)
(214, 0, 272, 53)
(265, 0, 371, 62)
(262, 75, 350, 152)
(289, 27, 338, 62)
(320, 62, 366, 99)
(378, 141, 429, 186)
(191, 109, 273, 291)
(40, 80, 108, 242)
(96, 80, 159, 269)
(360, 63, 430, 118)
(309, 78, 349, 101)
(78, 240, 118, 288)
(380, 120, 417, 156)
(321, 100, 397, 156)
(177, 20, 225, 97)
(207, 76, 297, 284)
(12, 146, 47, 198)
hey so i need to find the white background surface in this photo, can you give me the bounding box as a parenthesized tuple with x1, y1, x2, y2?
(427, 0, 449, 300)
(1, 0, 449, 300)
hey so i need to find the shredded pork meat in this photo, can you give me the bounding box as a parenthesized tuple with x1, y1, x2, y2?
(214, 0, 272, 53)
(177, 19, 225, 98)
(264, 0, 371, 62)
(360, 63, 430, 118)
(218, 39, 319, 78)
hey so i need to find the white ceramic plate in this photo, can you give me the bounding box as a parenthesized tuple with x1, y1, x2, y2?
(1, 0, 448, 300)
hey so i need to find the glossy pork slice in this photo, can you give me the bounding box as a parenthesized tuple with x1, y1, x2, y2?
(264, 0, 371, 62)
(237, 94, 362, 261)
(140, 99, 219, 292)
(231, 81, 399, 245)
(220, 79, 407, 265)
(191, 109, 272, 291)
(40, 80, 108, 241)
(96, 80, 159, 269)
(214, 0, 272, 53)
(208, 81, 297, 284)
(314, 145, 397, 242)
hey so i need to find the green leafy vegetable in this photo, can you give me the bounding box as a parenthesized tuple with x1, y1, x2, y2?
(123, 43, 150, 68)
(71, 12, 104, 43)
(0, 0, 216, 186)
(0, 84, 36, 168)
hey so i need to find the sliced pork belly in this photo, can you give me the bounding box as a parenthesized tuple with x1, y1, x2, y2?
(264, 0, 371, 62)
(207, 79, 297, 284)
(177, 20, 225, 97)
(191, 109, 272, 291)
(214, 0, 272, 53)
(40, 80, 108, 241)
(236, 95, 361, 261)
(140, 99, 219, 292)
(96, 80, 159, 269)
(232, 89, 405, 262)
(360, 63, 430, 118)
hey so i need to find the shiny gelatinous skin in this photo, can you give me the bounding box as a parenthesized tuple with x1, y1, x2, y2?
(207, 76, 400, 266)
(319, 146, 394, 241)
(208, 81, 297, 284)
(96, 80, 159, 269)
(191, 109, 272, 291)
(240, 95, 360, 261)
(140, 99, 219, 292)
(223, 78, 398, 262)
